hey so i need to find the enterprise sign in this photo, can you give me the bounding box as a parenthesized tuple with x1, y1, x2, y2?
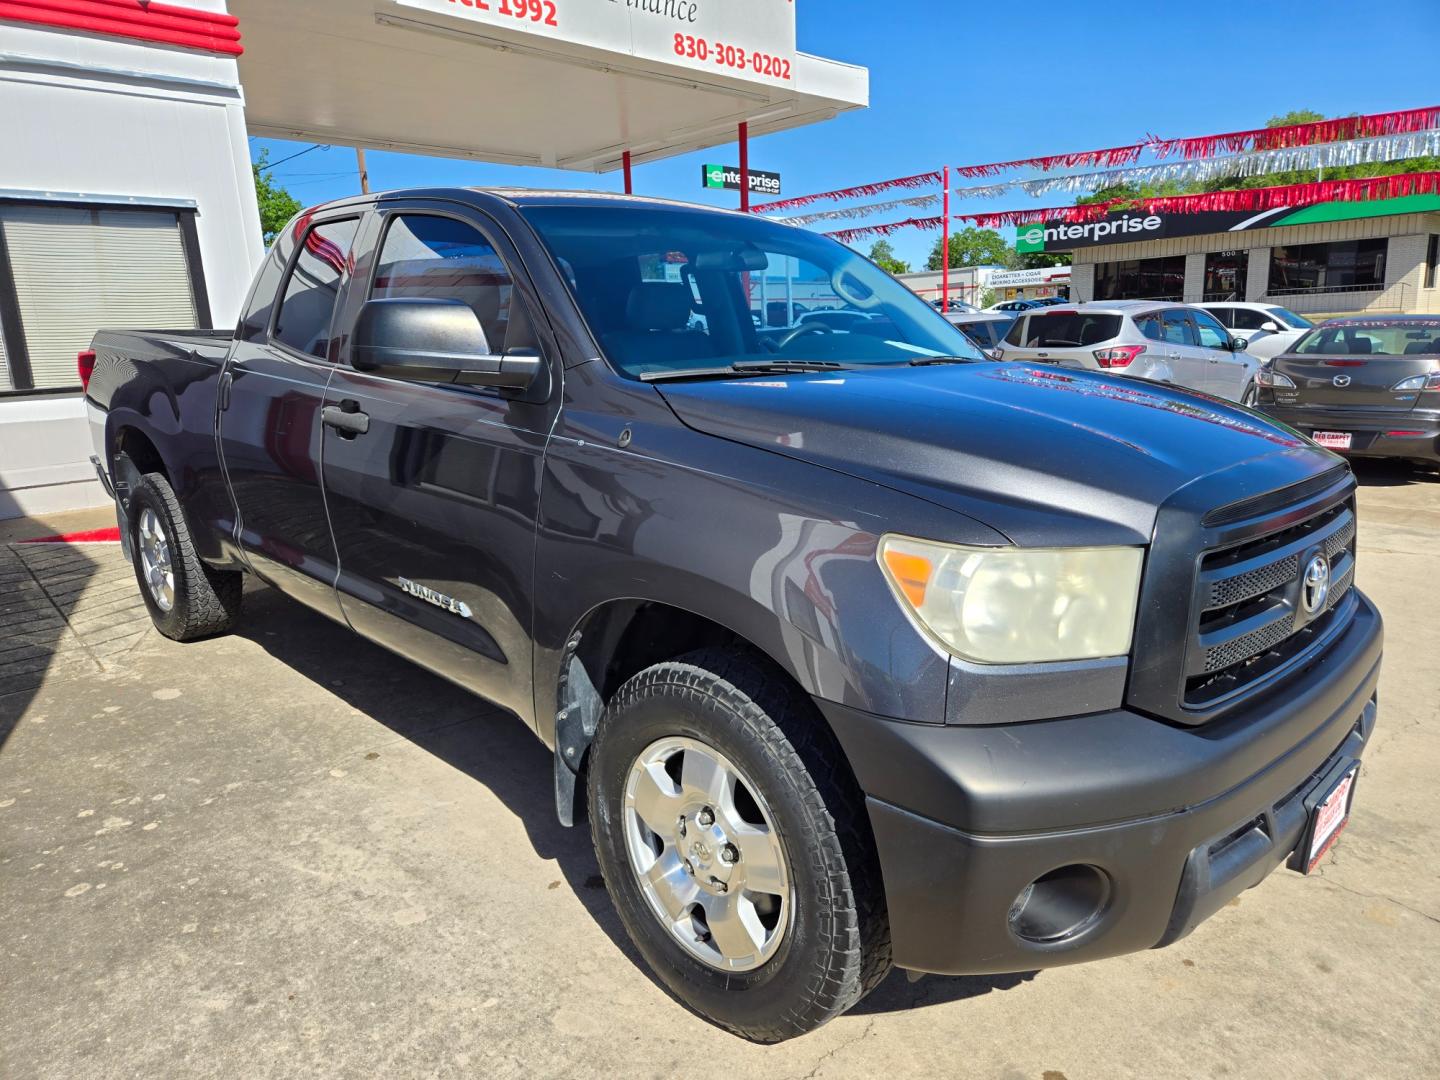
(1016, 214, 1163, 253)
(703, 163, 781, 195)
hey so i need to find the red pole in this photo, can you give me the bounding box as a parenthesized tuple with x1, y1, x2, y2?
(942, 165, 950, 311)
(622, 151, 633, 195)
(739, 122, 750, 213)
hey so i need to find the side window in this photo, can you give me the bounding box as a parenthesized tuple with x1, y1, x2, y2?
(1203, 307, 1233, 328)
(1191, 310, 1232, 350)
(272, 217, 360, 360)
(1136, 314, 1166, 342)
(1161, 310, 1198, 346)
(1229, 308, 1270, 331)
(372, 214, 528, 354)
(1004, 316, 1026, 346)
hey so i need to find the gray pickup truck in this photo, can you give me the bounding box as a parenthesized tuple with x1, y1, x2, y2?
(84, 188, 1382, 1041)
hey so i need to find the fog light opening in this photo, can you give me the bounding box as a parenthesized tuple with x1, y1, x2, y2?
(1008, 864, 1111, 944)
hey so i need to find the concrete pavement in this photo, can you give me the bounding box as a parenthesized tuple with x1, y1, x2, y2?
(1, 461, 1437, 1079)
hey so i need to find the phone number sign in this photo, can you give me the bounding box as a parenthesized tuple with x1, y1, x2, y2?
(394, 0, 797, 87)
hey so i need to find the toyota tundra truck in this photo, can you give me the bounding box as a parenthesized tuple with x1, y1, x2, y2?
(83, 189, 1383, 1042)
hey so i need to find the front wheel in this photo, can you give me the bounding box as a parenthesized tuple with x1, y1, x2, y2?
(588, 647, 890, 1042)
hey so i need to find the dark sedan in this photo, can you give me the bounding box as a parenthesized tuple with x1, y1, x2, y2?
(1255, 315, 1440, 468)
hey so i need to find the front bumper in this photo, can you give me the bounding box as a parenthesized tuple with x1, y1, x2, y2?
(1258, 405, 1440, 463)
(820, 592, 1383, 976)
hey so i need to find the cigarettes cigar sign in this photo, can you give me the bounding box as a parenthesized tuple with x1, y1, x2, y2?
(394, 0, 797, 88)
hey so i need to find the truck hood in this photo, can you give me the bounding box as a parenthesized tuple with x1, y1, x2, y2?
(656, 363, 1335, 546)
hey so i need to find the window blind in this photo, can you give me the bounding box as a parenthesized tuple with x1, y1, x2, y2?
(1, 205, 197, 391)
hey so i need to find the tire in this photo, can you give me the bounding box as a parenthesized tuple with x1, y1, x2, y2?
(588, 646, 890, 1042)
(128, 471, 243, 641)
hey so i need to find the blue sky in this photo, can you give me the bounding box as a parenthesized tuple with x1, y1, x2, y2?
(251, 0, 1440, 268)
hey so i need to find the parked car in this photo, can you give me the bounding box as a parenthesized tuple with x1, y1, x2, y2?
(83, 189, 1381, 1042)
(944, 311, 1014, 357)
(1201, 302, 1315, 360)
(930, 297, 979, 314)
(996, 301, 1260, 402)
(1255, 314, 1440, 467)
(1029, 296, 1070, 307)
(986, 298, 1044, 313)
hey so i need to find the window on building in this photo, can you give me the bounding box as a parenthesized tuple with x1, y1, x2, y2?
(1202, 250, 1248, 302)
(0, 202, 206, 393)
(1268, 238, 1387, 294)
(1093, 256, 1185, 301)
(273, 217, 360, 360)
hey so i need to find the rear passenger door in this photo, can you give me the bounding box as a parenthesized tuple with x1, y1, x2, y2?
(319, 203, 562, 718)
(217, 212, 360, 620)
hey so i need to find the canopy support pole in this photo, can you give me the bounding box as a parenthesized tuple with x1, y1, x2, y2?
(739, 122, 750, 212)
(623, 151, 633, 195)
(942, 165, 950, 311)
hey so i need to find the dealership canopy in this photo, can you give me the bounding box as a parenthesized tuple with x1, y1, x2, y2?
(231, 0, 868, 171)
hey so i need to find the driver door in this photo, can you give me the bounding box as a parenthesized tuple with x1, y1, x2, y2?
(319, 204, 562, 718)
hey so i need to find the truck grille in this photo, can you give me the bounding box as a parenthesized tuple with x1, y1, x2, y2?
(1183, 496, 1357, 709)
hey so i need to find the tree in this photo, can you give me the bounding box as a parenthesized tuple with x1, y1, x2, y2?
(252, 149, 302, 246)
(1007, 249, 1071, 271)
(867, 239, 909, 275)
(1266, 109, 1325, 128)
(927, 227, 1008, 270)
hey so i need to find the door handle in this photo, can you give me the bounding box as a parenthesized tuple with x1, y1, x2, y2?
(322, 403, 370, 437)
(218, 370, 233, 411)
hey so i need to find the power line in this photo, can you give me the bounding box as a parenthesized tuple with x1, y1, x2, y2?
(263, 143, 332, 169)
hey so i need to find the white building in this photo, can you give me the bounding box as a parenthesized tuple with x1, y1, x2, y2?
(896, 265, 1000, 308)
(0, 0, 867, 519)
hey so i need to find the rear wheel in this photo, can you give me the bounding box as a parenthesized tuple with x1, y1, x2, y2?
(128, 471, 242, 641)
(588, 647, 890, 1042)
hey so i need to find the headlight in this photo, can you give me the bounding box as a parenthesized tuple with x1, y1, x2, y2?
(878, 535, 1143, 664)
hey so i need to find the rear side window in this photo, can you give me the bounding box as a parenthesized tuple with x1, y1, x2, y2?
(371, 214, 529, 354)
(1003, 317, 1026, 346)
(1136, 313, 1165, 341)
(1022, 312, 1121, 348)
(273, 217, 360, 360)
(1229, 308, 1274, 331)
(1202, 307, 1234, 328)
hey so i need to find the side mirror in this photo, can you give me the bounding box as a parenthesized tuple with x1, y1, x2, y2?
(352, 298, 542, 390)
(1259, 321, 1280, 333)
(1230, 336, 1249, 352)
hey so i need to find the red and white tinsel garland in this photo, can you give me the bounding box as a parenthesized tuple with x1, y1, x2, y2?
(826, 172, 1440, 242)
(773, 194, 940, 225)
(1148, 105, 1440, 160)
(750, 170, 942, 214)
(952, 143, 1144, 179)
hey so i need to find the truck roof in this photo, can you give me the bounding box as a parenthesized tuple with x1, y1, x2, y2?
(299, 186, 749, 218)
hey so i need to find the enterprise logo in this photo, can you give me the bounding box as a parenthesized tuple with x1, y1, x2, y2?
(1016, 214, 1163, 253)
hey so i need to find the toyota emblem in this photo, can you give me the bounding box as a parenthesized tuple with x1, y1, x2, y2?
(1332, 374, 1352, 387)
(1301, 553, 1331, 615)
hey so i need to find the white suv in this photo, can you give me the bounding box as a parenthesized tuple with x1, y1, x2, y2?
(996, 300, 1260, 402)
(1199, 302, 1314, 360)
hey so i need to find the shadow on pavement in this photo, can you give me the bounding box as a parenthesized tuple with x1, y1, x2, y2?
(1349, 458, 1439, 487)
(852, 967, 1038, 1015)
(231, 583, 640, 965)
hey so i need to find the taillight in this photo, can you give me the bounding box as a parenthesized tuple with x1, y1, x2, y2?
(1257, 366, 1296, 389)
(78, 349, 97, 391)
(1092, 345, 1144, 369)
(1391, 372, 1440, 391)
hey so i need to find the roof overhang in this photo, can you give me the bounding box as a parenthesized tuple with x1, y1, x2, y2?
(232, 0, 867, 171)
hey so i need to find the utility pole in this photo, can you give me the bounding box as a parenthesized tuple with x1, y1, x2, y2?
(356, 147, 370, 194)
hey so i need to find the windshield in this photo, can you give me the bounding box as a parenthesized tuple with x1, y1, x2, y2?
(1269, 307, 1313, 329)
(1292, 319, 1440, 356)
(521, 205, 983, 379)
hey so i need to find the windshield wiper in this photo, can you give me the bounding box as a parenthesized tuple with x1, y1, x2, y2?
(906, 356, 974, 366)
(640, 360, 848, 382)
